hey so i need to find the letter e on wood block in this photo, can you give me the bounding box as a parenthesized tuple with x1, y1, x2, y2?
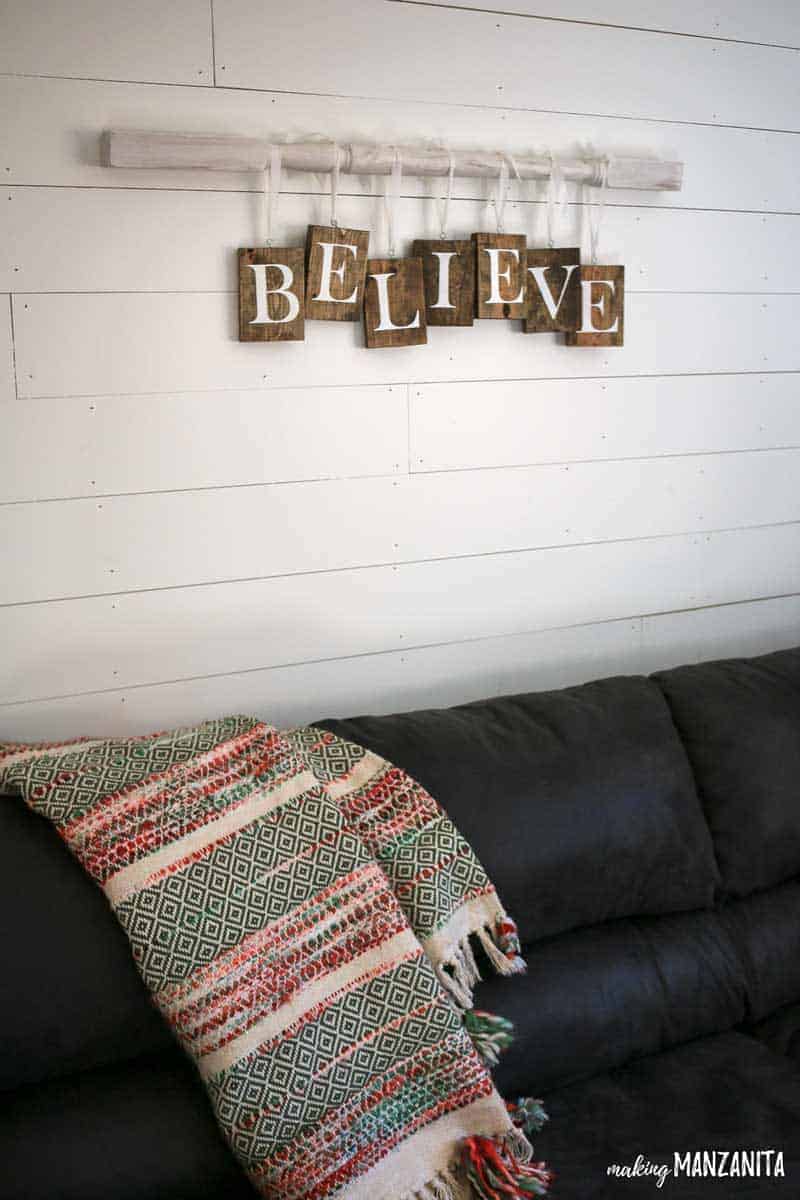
(238, 247, 305, 342)
(411, 239, 475, 327)
(305, 225, 370, 320)
(565, 265, 625, 346)
(473, 233, 527, 319)
(524, 247, 581, 333)
(363, 258, 428, 349)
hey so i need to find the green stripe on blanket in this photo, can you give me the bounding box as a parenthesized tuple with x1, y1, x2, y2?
(1, 717, 550, 1200)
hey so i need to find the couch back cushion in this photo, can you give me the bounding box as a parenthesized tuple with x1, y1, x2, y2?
(318, 675, 720, 944)
(654, 647, 800, 897)
(0, 796, 173, 1091)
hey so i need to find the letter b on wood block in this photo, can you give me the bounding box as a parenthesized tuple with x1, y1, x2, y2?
(238, 247, 305, 342)
(473, 233, 527, 319)
(363, 258, 428, 349)
(305, 225, 370, 320)
(525, 248, 581, 333)
(565, 265, 625, 346)
(412, 239, 475, 326)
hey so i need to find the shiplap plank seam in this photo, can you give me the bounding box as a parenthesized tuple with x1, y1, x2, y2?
(0, 588, 795, 709)
(388, 1, 800, 52)
(3, 517, 800, 610)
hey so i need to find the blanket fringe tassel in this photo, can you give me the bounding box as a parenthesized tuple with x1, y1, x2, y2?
(462, 1130, 554, 1199)
(437, 919, 526, 1010)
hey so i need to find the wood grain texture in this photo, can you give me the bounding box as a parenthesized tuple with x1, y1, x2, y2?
(473, 233, 528, 319)
(305, 225, 370, 321)
(238, 247, 305, 342)
(363, 258, 427, 349)
(524, 247, 581, 333)
(565, 265, 625, 347)
(3, 523, 799, 705)
(411, 240, 475, 327)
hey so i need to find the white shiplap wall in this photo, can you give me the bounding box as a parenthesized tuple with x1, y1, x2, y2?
(1, 0, 799, 740)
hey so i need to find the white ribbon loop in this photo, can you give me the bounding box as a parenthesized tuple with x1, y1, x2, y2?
(545, 151, 568, 249)
(436, 148, 456, 240)
(493, 154, 509, 234)
(384, 148, 403, 257)
(330, 141, 340, 227)
(263, 143, 282, 247)
(587, 156, 610, 265)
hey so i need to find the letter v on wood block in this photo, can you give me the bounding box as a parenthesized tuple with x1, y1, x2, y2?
(238, 248, 305, 341)
(565, 266, 625, 346)
(524, 248, 581, 333)
(411, 240, 475, 326)
(305, 225, 370, 320)
(363, 258, 428, 348)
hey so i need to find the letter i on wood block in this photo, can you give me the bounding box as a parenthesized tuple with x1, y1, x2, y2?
(525, 248, 581, 333)
(305, 225, 370, 320)
(363, 258, 428, 349)
(238, 248, 305, 341)
(411, 240, 475, 326)
(473, 233, 527, 319)
(565, 265, 625, 346)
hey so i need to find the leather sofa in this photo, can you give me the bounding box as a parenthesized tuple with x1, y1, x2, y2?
(2, 647, 799, 1198)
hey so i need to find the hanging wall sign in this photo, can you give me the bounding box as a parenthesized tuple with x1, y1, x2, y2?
(524, 248, 581, 334)
(473, 233, 528, 320)
(411, 239, 475, 327)
(238, 247, 305, 342)
(305, 225, 370, 320)
(363, 257, 428, 349)
(564, 265, 625, 347)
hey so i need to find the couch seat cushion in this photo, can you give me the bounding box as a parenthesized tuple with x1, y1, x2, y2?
(534, 1032, 800, 1198)
(0, 1050, 253, 1200)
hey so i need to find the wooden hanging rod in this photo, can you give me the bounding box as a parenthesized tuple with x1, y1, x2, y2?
(102, 131, 683, 192)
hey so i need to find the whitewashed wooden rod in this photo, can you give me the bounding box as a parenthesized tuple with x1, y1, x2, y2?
(102, 130, 683, 192)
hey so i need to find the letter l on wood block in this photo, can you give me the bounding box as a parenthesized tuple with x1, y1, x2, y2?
(565, 266, 625, 346)
(412, 239, 475, 326)
(238, 248, 305, 342)
(363, 258, 428, 348)
(305, 225, 370, 320)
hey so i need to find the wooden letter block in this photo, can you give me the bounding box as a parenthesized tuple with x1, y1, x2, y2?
(305, 225, 370, 321)
(363, 258, 428, 349)
(524, 247, 581, 333)
(473, 233, 527, 319)
(411, 239, 475, 327)
(238, 247, 305, 342)
(565, 266, 625, 347)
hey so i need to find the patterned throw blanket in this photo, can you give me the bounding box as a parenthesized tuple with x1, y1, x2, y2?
(1, 717, 551, 1200)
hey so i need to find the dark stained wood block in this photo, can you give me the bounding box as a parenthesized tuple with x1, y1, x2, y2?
(473, 232, 527, 319)
(565, 265, 625, 346)
(363, 258, 428, 349)
(524, 247, 581, 333)
(238, 247, 305, 342)
(411, 239, 475, 327)
(305, 224, 370, 321)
